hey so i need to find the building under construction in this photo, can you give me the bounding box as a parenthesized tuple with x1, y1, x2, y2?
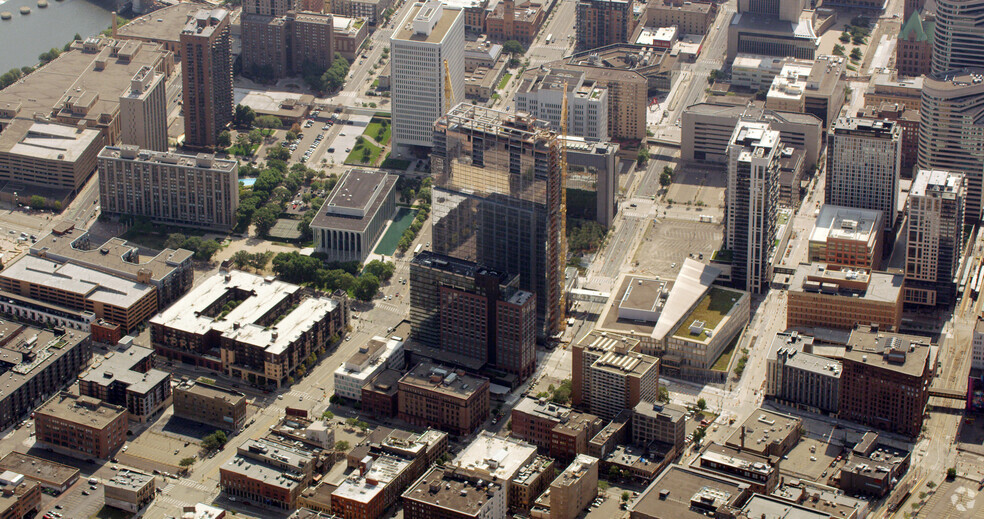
(431, 103, 565, 339)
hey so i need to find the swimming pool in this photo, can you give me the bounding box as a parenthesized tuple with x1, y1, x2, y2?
(240, 177, 257, 187)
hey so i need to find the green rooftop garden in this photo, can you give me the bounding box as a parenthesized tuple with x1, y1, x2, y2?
(673, 287, 743, 341)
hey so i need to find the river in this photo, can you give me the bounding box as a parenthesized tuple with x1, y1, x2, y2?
(0, 0, 115, 73)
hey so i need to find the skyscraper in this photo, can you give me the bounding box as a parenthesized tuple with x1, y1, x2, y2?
(918, 70, 984, 222)
(390, 1, 465, 153)
(826, 117, 902, 232)
(119, 66, 168, 152)
(905, 169, 965, 306)
(575, 0, 630, 50)
(181, 9, 233, 149)
(432, 103, 564, 338)
(726, 121, 781, 294)
(931, 0, 984, 75)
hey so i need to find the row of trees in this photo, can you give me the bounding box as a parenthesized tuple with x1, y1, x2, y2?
(302, 54, 351, 94)
(163, 233, 223, 261)
(270, 252, 393, 301)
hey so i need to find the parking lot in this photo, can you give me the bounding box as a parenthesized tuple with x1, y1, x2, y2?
(631, 217, 724, 279)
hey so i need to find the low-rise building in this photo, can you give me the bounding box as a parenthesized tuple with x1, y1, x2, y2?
(98, 146, 239, 231)
(150, 270, 348, 387)
(629, 464, 751, 519)
(334, 336, 405, 402)
(531, 455, 598, 519)
(600, 443, 670, 482)
(311, 169, 397, 263)
(34, 393, 128, 460)
(332, 15, 370, 62)
(31, 226, 194, 309)
(0, 321, 91, 431)
(838, 432, 910, 497)
(402, 467, 506, 519)
(0, 473, 41, 519)
(398, 362, 490, 436)
(838, 326, 933, 437)
(866, 70, 922, 111)
(726, 409, 802, 458)
(509, 397, 604, 462)
(79, 344, 171, 423)
(221, 438, 320, 510)
(332, 454, 414, 519)
(766, 331, 841, 414)
(173, 380, 248, 431)
(697, 443, 777, 494)
(0, 452, 80, 493)
(632, 401, 686, 451)
(510, 456, 555, 514)
(0, 255, 159, 334)
(104, 469, 155, 512)
(485, 0, 545, 45)
(662, 286, 749, 378)
(731, 54, 805, 91)
(362, 368, 403, 418)
(329, 0, 393, 25)
(786, 264, 903, 331)
(646, 0, 714, 34)
(808, 206, 884, 270)
(453, 432, 539, 512)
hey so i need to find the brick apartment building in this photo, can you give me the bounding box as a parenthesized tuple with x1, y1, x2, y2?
(398, 362, 490, 436)
(34, 393, 128, 460)
(173, 380, 248, 431)
(838, 326, 933, 437)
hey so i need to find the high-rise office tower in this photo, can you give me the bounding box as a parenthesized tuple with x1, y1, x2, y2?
(575, 0, 630, 50)
(896, 9, 935, 78)
(390, 1, 465, 153)
(119, 66, 168, 152)
(432, 103, 564, 338)
(931, 0, 984, 75)
(726, 121, 781, 294)
(905, 169, 965, 306)
(181, 9, 233, 149)
(726, 0, 816, 61)
(826, 117, 902, 233)
(918, 71, 984, 222)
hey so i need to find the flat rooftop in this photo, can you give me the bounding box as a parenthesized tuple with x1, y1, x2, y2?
(0, 451, 79, 488)
(634, 401, 687, 422)
(99, 145, 237, 172)
(0, 255, 155, 309)
(912, 169, 964, 198)
(455, 432, 536, 481)
(106, 469, 154, 491)
(363, 368, 403, 395)
(651, 258, 723, 341)
(0, 323, 88, 404)
(393, 1, 462, 44)
(727, 410, 801, 456)
(844, 325, 932, 377)
(630, 464, 749, 519)
(399, 362, 489, 399)
(789, 263, 903, 303)
(175, 379, 246, 404)
(832, 117, 900, 138)
(671, 287, 745, 342)
(810, 205, 882, 244)
(0, 38, 171, 152)
(333, 455, 410, 503)
(149, 270, 338, 355)
(80, 345, 169, 395)
(619, 277, 669, 316)
(403, 467, 502, 514)
(411, 251, 513, 285)
(181, 9, 228, 39)
(311, 169, 396, 232)
(5, 121, 102, 163)
(117, 2, 204, 46)
(31, 227, 193, 282)
(741, 494, 829, 519)
(221, 455, 301, 490)
(36, 393, 125, 429)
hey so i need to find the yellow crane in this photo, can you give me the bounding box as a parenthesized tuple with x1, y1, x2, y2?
(559, 81, 569, 330)
(444, 59, 454, 113)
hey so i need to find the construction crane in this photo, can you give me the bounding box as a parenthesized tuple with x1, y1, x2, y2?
(444, 59, 455, 113)
(559, 81, 569, 331)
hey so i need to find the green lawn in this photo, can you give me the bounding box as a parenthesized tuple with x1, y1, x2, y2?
(364, 117, 392, 146)
(711, 333, 741, 371)
(345, 138, 383, 165)
(120, 222, 208, 251)
(673, 287, 743, 340)
(711, 249, 733, 263)
(381, 154, 412, 170)
(374, 207, 418, 255)
(498, 73, 512, 90)
(226, 142, 258, 157)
